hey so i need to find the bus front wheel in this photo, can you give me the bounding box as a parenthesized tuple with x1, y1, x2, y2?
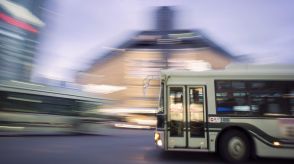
(219, 130, 250, 163)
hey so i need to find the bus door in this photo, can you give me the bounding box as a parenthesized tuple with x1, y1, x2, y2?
(167, 86, 208, 149)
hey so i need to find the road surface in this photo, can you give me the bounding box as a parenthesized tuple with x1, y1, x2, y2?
(0, 129, 293, 164)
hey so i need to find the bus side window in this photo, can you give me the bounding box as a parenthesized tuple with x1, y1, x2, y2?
(215, 80, 294, 116)
(251, 81, 293, 116)
(215, 80, 250, 114)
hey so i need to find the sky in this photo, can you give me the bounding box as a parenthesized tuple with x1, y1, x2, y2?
(34, 0, 294, 82)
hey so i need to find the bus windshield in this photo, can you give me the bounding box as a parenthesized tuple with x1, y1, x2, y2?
(158, 82, 164, 114)
(156, 82, 165, 129)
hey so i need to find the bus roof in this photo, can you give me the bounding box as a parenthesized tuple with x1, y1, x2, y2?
(161, 64, 294, 77)
(0, 80, 111, 104)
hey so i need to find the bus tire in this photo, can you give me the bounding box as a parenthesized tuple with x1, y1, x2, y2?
(219, 130, 250, 163)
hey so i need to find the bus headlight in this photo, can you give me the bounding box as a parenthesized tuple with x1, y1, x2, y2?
(154, 132, 160, 141)
(154, 132, 163, 147)
(157, 139, 163, 146)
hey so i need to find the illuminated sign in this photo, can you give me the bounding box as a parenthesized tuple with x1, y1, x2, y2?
(0, 12, 38, 33)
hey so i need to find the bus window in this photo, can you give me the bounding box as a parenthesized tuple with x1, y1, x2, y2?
(232, 81, 246, 90)
(252, 81, 294, 116)
(169, 87, 184, 137)
(215, 80, 251, 114)
(189, 87, 204, 137)
(157, 83, 165, 128)
(216, 81, 231, 90)
(157, 114, 165, 129)
(215, 80, 294, 116)
(158, 83, 164, 114)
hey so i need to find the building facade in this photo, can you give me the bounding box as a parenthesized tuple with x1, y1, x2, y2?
(78, 7, 236, 112)
(0, 0, 45, 81)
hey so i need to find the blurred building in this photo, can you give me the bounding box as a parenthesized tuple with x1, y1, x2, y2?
(0, 0, 45, 81)
(78, 7, 236, 112)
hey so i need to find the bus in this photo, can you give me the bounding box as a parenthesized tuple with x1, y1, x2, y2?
(0, 80, 111, 135)
(154, 65, 294, 162)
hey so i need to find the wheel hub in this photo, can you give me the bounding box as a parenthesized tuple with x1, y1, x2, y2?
(228, 137, 245, 159)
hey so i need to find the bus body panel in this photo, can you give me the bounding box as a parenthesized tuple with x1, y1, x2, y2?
(254, 138, 294, 158)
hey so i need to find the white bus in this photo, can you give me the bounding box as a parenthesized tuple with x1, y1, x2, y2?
(154, 65, 294, 162)
(0, 80, 111, 135)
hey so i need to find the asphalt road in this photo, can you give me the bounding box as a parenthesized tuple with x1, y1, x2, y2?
(0, 129, 293, 164)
